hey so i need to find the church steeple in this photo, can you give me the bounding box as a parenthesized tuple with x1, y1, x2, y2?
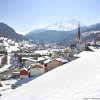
(77, 23, 82, 44)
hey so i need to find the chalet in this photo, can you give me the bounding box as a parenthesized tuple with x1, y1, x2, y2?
(44, 59, 61, 72)
(20, 68, 28, 79)
(29, 64, 44, 77)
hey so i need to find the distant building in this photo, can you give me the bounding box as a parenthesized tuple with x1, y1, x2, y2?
(44, 59, 61, 72)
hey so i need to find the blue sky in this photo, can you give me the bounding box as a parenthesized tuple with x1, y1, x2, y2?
(0, 0, 100, 34)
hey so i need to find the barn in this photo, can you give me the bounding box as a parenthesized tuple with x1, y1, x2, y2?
(20, 68, 28, 79)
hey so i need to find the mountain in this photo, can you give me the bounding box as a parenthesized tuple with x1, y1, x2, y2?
(26, 22, 100, 46)
(25, 19, 85, 44)
(0, 23, 28, 41)
(25, 30, 72, 43)
(27, 19, 84, 36)
(25, 29, 48, 37)
(25, 26, 87, 45)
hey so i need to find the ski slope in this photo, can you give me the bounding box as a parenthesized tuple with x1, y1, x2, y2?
(1, 49, 100, 100)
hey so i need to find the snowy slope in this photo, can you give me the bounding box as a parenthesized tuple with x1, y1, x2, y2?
(1, 49, 100, 100)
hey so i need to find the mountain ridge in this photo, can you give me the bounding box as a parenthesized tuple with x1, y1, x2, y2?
(25, 22, 100, 46)
(0, 23, 28, 41)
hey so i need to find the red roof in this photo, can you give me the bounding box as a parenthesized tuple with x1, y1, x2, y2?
(20, 69, 28, 75)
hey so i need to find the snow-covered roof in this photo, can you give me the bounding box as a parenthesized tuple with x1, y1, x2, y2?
(21, 57, 31, 61)
(1, 49, 100, 100)
(34, 50, 49, 55)
(44, 56, 50, 59)
(20, 68, 28, 71)
(88, 46, 97, 51)
(56, 58, 69, 63)
(44, 59, 52, 64)
(29, 63, 43, 68)
(37, 57, 45, 62)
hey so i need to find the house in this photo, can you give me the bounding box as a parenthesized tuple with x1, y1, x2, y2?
(44, 59, 61, 72)
(29, 64, 44, 77)
(20, 68, 28, 79)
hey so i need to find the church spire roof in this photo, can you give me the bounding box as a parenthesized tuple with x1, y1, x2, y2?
(77, 23, 82, 44)
(78, 23, 81, 40)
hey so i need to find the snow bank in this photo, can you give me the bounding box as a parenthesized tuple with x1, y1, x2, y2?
(1, 49, 100, 100)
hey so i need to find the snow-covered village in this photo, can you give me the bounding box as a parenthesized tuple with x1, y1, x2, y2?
(1, 0, 100, 100)
(0, 22, 100, 100)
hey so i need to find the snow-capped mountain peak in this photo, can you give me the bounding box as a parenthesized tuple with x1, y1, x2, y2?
(44, 19, 85, 31)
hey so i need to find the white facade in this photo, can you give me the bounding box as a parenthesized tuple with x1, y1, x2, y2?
(30, 68, 44, 77)
(76, 43, 85, 52)
(20, 75, 28, 79)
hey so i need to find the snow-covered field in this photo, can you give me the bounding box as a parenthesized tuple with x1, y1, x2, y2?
(0, 79, 17, 96)
(1, 49, 100, 100)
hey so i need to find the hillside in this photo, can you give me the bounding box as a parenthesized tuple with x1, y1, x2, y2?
(59, 23, 100, 46)
(25, 30, 72, 43)
(25, 27, 87, 44)
(0, 23, 28, 41)
(1, 49, 100, 100)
